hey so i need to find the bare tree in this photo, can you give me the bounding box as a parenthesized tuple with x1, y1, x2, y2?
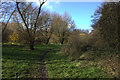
(16, 0, 47, 50)
(2, 9, 16, 33)
(60, 12, 75, 44)
(52, 12, 75, 44)
(0, 2, 16, 33)
(49, 12, 62, 44)
(41, 11, 54, 44)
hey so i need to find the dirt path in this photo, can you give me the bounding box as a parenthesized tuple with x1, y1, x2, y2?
(40, 50, 50, 78)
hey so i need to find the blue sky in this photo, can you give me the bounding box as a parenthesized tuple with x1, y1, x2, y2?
(42, 2, 102, 30)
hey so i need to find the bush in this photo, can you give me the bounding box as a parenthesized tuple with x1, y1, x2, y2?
(61, 30, 91, 59)
(2, 29, 13, 43)
(88, 30, 110, 49)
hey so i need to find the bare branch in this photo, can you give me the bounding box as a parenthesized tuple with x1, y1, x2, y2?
(33, 0, 47, 34)
(2, 9, 16, 33)
(16, 2, 31, 39)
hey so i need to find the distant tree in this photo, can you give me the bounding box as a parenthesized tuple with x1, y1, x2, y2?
(60, 12, 75, 44)
(2, 29, 13, 43)
(49, 12, 61, 44)
(37, 10, 53, 44)
(0, 2, 16, 33)
(52, 12, 75, 44)
(2, 22, 17, 43)
(91, 2, 120, 49)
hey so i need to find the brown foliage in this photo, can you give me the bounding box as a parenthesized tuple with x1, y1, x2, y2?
(61, 29, 91, 59)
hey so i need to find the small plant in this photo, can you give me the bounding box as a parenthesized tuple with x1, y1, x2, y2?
(10, 32, 19, 43)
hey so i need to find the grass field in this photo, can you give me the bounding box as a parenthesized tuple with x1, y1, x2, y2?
(2, 44, 54, 78)
(2, 44, 114, 78)
(45, 48, 113, 78)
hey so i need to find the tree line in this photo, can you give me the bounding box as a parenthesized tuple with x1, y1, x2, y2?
(1, 1, 75, 50)
(1, 1, 120, 52)
(62, 2, 120, 59)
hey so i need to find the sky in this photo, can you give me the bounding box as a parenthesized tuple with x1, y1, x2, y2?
(1, 1, 102, 31)
(40, 2, 102, 30)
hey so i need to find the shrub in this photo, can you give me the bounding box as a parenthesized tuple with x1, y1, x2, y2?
(88, 30, 109, 49)
(10, 32, 19, 42)
(2, 29, 13, 43)
(61, 30, 91, 59)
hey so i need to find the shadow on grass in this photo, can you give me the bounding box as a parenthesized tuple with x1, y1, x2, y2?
(2, 44, 62, 78)
(2, 44, 62, 63)
(3, 47, 42, 62)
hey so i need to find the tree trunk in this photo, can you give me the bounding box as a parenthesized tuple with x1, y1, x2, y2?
(61, 32, 65, 44)
(29, 40, 34, 50)
(46, 32, 52, 44)
(46, 38, 50, 44)
(61, 37, 64, 44)
(118, 6, 120, 51)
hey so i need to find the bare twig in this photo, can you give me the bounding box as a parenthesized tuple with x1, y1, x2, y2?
(34, 0, 47, 35)
(16, 2, 31, 40)
(2, 9, 16, 33)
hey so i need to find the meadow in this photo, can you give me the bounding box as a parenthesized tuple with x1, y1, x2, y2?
(2, 44, 52, 78)
(2, 44, 114, 78)
(1, 1, 120, 79)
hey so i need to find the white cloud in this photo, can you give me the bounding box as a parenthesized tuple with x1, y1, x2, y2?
(26, 0, 61, 11)
(43, 1, 53, 11)
(55, 0, 60, 5)
(35, 0, 40, 5)
(33, 0, 53, 11)
(40, 0, 60, 11)
(43, 0, 61, 11)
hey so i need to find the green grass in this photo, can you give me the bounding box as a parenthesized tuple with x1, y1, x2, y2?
(45, 47, 113, 78)
(2, 42, 23, 45)
(2, 44, 60, 78)
(2, 44, 114, 78)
